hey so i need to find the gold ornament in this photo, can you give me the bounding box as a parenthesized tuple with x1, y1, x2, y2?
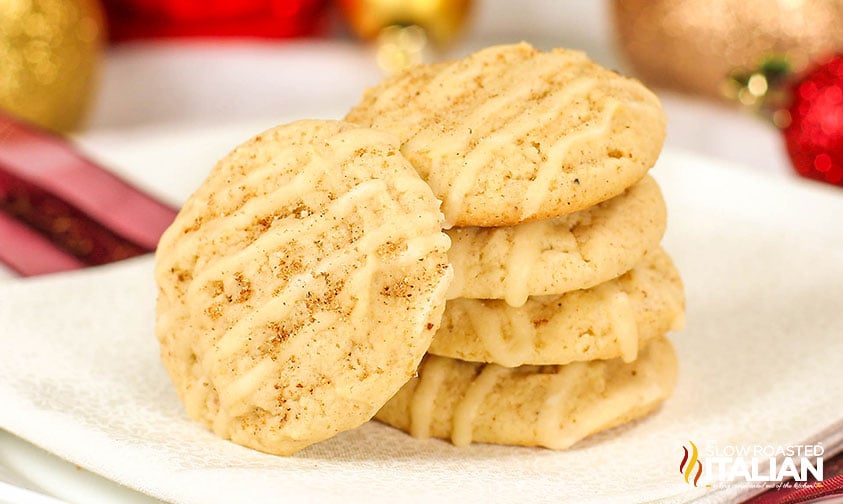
(612, 0, 843, 100)
(0, 0, 105, 132)
(338, 0, 472, 74)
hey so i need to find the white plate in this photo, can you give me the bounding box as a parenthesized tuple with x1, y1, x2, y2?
(1, 121, 843, 504)
(0, 429, 158, 504)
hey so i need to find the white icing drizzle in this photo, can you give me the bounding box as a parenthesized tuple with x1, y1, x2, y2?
(177, 158, 320, 254)
(536, 364, 584, 448)
(462, 302, 533, 367)
(506, 308, 537, 365)
(535, 360, 666, 450)
(208, 217, 400, 366)
(451, 364, 509, 447)
(409, 263, 454, 339)
(195, 177, 446, 408)
(401, 58, 494, 162)
(431, 75, 599, 225)
(463, 303, 505, 364)
(402, 234, 451, 264)
(213, 271, 314, 361)
(220, 357, 277, 415)
(409, 356, 450, 438)
(443, 229, 473, 299)
(504, 220, 547, 307)
(187, 179, 387, 309)
(347, 250, 376, 323)
(608, 290, 639, 363)
(544, 379, 664, 450)
(520, 99, 621, 220)
(161, 124, 456, 434)
(332, 179, 390, 215)
(324, 127, 395, 157)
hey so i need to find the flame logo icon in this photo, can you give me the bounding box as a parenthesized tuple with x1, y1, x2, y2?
(680, 440, 703, 486)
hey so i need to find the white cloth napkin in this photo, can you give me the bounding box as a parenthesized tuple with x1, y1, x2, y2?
(1, 136, 843, 503)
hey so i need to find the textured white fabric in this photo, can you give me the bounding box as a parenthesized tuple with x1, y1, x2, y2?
(1, 141, 843, 503)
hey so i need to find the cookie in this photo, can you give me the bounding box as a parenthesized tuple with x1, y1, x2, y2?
(345, 42, 667, 227)
(446, 175, 666, 306)
(376, 337, 678, 450)
(155, 120, 453, 456)
(431, 247, 684, 367)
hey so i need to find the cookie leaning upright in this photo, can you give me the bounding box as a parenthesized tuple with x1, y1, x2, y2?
(346, 43, 684, 451)
(345, 42, 667, 227)
(154, 120, 452, 456)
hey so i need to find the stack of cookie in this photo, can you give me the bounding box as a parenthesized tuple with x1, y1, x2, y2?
(346, 43, 685, 449)
(154, 42, 686, 457)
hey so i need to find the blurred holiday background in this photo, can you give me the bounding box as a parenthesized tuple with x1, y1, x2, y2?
(4, 0, 843, 186)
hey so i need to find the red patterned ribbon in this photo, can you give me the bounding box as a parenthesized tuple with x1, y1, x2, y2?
(0, 112, 178, 276)
(102, 0, 329, 42)
(0, 212, 85, 275)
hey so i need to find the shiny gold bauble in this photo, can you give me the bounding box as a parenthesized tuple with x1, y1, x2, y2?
(338, 0, 472, 73)
(613, 0, 843, 100)
(338, 0, 471, 46)
(0, 0, 105, 132)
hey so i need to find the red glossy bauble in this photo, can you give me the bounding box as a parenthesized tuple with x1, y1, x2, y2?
(784, 55, 843, 186)
(102, 0, 328, 41)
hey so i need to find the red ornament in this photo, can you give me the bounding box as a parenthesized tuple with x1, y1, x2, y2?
(783, 55, 843, 186)
(102, 0, 329, 42)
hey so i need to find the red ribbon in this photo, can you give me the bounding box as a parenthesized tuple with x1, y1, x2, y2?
(0, 112, 178, 276)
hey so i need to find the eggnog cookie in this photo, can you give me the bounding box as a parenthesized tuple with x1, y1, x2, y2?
(376, 337, 678, 450)
(446, 175, 666, 306)
(155, 120, 453, 456)
(345, 42, 667, 227)
(431, 248, 684, 367)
